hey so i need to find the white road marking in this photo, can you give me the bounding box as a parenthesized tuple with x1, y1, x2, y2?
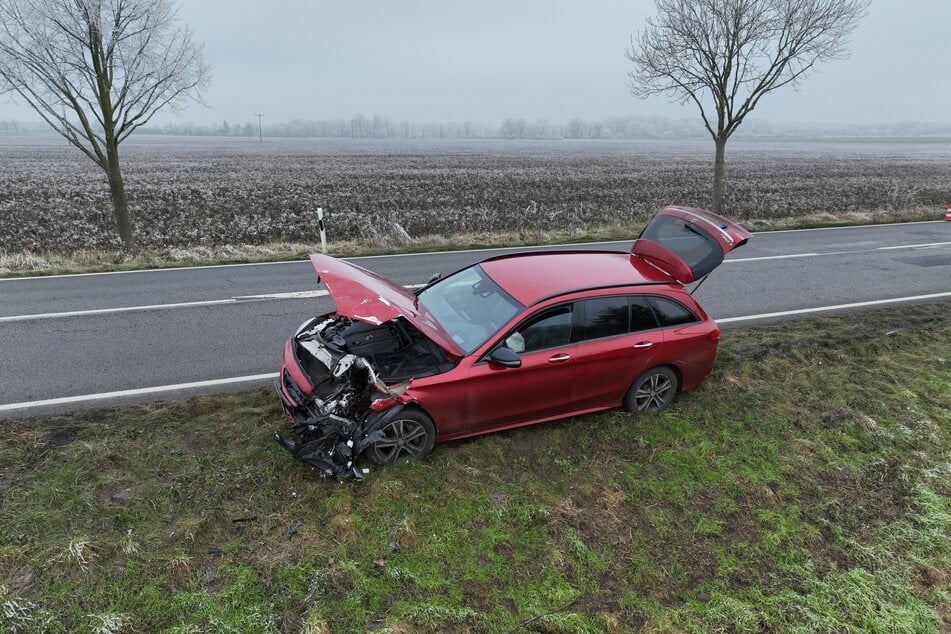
(232, 283, 426, 301)
(2, 291, 949, 414)
(876, 241, 951, 250)
(1, 220, 945, 282)
(0, 298, 241, 323)
(0, 284, 430, 322)
(7, 240, 947, 323)
(725, 240, 951, 263)
(232, 290, 329, 301)
(0, 373, 279, 413)
(727, 253, 820, 262)
(715, 292, 951, 324)
(0, 242, 946, 323)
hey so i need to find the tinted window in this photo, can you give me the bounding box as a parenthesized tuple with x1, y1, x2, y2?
(630, 296, 659, 332)
(640, 215, 723, 278)
(649, 296, 700, 327)
(505, 305, 573, 354)
(580, 296, 629, 341)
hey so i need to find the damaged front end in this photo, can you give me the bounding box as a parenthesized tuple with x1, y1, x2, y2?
(274, 314, 450, 480)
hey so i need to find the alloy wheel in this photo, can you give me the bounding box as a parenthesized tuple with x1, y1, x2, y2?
(371, 418, 430, 463)
(633, 372, 674, 412)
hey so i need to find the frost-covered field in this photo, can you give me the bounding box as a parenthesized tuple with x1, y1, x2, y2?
(0, 134, 948, 252)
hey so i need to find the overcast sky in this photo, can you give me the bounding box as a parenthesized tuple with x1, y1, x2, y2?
(2, 0, 949, 126)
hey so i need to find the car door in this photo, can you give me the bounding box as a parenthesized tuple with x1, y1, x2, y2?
(570, 295, 664, 409)
(645, 294, 716, 388)
(632, 205, 752, 283)
(464, 303, 578, 430)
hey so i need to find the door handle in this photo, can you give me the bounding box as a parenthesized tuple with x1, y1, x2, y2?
(547, 353, 571, 363)
(633, 341, 653, 349)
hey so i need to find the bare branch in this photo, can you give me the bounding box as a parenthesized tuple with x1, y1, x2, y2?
(626, 0, 868, 211)
(0, 0, 207, 161)
(0, 0, 208, 248)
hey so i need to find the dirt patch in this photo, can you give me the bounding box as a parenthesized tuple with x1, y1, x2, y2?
(202, 564, 224, 594)
(180, 431, 216, 458)
(0, 475, 17, 495)
(40, 426, 79, 448)
(9, 565, 36, 596)
(95, 482, 133, 507)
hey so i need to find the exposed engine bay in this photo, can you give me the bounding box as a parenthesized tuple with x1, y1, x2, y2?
(274, 314, 455, 480)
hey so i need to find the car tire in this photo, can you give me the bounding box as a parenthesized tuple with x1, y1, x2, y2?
(623, 367, 679, 414)
(363, 408, 436, 466)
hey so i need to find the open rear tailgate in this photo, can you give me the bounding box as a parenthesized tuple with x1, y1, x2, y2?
(632, 206, 752, 283)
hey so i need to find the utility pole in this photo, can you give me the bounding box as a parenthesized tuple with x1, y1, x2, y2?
(254, 113, 264, 142)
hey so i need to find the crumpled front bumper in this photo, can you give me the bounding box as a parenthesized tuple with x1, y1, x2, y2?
(273, 377, 406, 481)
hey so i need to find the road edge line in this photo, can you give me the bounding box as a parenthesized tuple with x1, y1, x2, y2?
(715, 292, 951, 324)
(0, 373, 279, 412)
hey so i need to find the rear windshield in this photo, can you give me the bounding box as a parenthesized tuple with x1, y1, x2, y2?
(639, 215, 724, 279)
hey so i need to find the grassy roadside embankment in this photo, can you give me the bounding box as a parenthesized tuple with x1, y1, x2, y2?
(0, 207, 940, 278)
(1, 304, 949, 632)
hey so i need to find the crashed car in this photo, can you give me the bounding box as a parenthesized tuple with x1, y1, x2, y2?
(274, 205, 751, 479)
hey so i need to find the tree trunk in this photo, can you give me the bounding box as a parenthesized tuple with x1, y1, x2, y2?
(105, 140, 134, 249)
(712, 135, 727, 214)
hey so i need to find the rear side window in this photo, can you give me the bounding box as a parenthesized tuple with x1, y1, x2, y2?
(630, 296, 659, 332)
(580, 296, 629, 341)
(648, 296, 700, 327)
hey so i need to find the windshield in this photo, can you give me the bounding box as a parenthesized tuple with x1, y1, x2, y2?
(417, 265, 523, 355)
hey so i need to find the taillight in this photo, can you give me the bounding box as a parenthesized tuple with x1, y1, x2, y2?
(709, 329, 721, 343)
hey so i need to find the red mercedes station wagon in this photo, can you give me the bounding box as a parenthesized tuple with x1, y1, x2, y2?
(275, 206, 751, 479)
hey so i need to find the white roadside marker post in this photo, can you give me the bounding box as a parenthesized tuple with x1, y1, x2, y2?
(317, 207, 327, 253)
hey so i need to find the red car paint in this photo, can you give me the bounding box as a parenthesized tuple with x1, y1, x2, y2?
(386, 286, 718, 442)
(310, 253, 464, 357)
(277, 206, 748, 455)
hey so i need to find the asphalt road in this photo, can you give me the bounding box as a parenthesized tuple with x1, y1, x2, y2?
(1, 220, 949, 417)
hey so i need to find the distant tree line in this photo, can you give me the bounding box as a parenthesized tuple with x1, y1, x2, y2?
(4, 115, 951, 140)
(137, 115, 496, 139)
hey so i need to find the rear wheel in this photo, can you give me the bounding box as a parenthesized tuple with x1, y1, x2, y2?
(364, 409, 436, 466)
(623, 367, 678, 413)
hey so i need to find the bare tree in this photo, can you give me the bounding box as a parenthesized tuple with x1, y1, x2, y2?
(627, 0, 868, 213)
(0, 0, 208, 248)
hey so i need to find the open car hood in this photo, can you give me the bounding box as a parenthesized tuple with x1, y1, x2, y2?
(632, 205, 752, 284)
(310, 254, 465, 358)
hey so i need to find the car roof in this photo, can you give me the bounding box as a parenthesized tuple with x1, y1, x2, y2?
(479, 250, 678, 306)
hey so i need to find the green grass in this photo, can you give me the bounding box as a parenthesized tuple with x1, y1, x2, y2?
(1, 304, 949, 632)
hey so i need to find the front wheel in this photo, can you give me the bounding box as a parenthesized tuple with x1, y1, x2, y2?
(363, 409, 436, 466)
(623, 367, 679, 414)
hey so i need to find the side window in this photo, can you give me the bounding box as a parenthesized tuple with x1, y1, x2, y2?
(505, 305, 573, 354)
(648, 296, 700, 327)
(580, 296, 629, 341)
(630, 296, 659, 332)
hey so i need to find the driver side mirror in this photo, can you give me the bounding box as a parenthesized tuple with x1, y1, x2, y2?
(488, 346, 521, 368)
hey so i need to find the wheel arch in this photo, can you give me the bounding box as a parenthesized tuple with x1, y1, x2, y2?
(371, 401, 438, 431)
(653, 363, 684, 392)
